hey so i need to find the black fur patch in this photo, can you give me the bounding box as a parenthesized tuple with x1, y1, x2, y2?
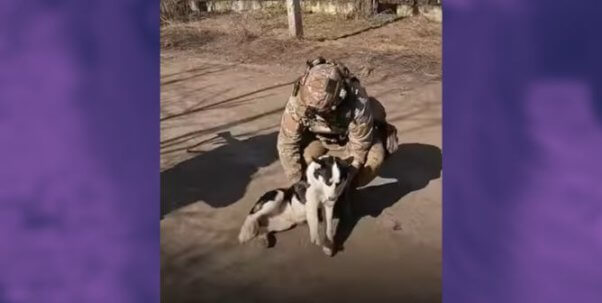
(333, 158, 350, 186)
(282, 179, 308, 205)
(282, 187, 294, 204)
(249, 190, 279, 214)
(293, 180, 308, 204)
(313, 157, 335, 186)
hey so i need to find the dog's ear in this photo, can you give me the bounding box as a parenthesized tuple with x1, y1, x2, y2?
(340, 156, 354, 167)
(310, 156, 320, 165)
(295, 179, 308, 189)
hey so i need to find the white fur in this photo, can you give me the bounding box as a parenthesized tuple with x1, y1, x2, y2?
(238, 191, 284, 243)
(238, 155, 349, 256)
(304, 156, 347, 252)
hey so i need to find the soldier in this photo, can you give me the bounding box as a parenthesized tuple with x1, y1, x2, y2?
(277, 57, 399, 189)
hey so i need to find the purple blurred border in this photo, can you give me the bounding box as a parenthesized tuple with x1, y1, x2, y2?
(444, 1, 602, 303)
(0, 1, 158, 303)
(1, 0, 602, 302)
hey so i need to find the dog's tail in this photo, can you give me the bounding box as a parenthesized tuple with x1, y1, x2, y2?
(238, 190, 284, 244)
(238, 216, 260, 243)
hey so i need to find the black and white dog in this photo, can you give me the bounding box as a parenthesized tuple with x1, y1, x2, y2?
(238, 155, 352, 256)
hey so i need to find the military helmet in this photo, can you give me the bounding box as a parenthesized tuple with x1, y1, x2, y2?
(298, 58, 348, 112)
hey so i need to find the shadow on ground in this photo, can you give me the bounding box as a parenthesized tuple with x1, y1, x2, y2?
(161, 131, 278, 218)
(335, 143, 442, 250)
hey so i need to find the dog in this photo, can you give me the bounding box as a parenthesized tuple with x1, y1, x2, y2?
(238, 155, 352, 256)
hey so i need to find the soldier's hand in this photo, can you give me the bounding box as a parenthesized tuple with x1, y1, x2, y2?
(290, 172, 304, 185)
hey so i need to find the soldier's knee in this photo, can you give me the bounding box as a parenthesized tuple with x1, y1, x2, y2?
(353, 165, 379, 188)
(352, 142, 386, 188)
(366, 141, 386, 167)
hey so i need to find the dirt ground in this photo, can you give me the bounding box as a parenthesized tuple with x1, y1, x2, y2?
(160, 12, 442, 303)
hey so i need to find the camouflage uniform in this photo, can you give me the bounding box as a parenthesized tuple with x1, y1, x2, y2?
(277, 58, 396, 187)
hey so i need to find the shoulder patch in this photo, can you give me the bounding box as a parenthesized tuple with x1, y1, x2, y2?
(281, 112, 302, 135)
(281, 96, 305, 134)
(285, 96, 306, 121)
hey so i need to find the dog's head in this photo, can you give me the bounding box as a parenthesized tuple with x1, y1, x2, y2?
(306, 155, 353, 202)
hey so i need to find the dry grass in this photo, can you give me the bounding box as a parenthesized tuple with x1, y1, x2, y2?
(161, 11, 441, 77)
(161, 23, 215, 49)
(161, 13, 262, 49)
(160, 0, 193, 23)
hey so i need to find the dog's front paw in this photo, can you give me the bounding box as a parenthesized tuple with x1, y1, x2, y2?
(310, 236, 322, 246)
(322, 245, 334, 257)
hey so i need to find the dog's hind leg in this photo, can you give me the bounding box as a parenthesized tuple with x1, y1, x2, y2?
(266, 216, 296, 232)
(259, 215, 296, 248)
(238, 190, 284, 243)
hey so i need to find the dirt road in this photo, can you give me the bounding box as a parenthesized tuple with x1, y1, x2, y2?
(160, 15, 441, 303)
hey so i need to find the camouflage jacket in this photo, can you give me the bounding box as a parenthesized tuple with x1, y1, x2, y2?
(277, 79, 374, 182)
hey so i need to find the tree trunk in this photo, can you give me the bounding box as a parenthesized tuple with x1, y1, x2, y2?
(286, 0, 303, 38)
